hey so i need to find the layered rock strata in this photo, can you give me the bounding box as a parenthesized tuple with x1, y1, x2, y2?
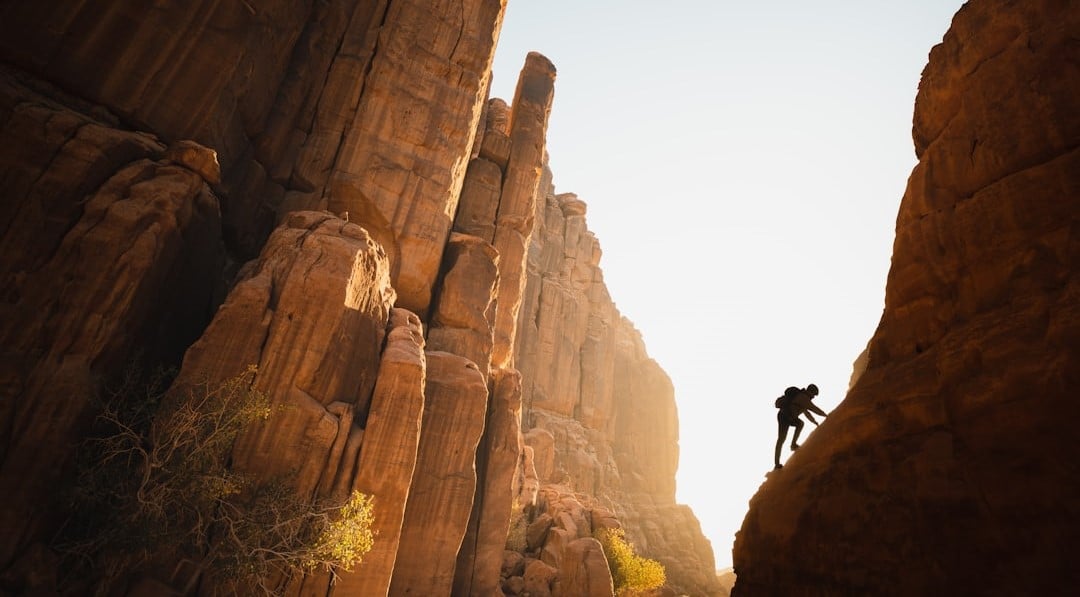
(162, 211, 399, 594)
(0, 0, 506, 305)
(0, 68, 224, 572)
(389, 351, 489, 596)
(512, 185, 723, 595)
(491, 52, 558, 369)
(335, 308, 427, 596)
(733, 1, 1080, 595)
(0, 2, 723, 596)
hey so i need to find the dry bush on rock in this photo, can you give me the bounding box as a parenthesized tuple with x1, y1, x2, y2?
(55, 366, 375, 595)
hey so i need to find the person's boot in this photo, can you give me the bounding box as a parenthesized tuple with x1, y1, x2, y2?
(790, 443, 800, 451)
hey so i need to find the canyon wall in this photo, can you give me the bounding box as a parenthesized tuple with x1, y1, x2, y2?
(733, 0, 1079, 595)
(0, 2, 721, 596)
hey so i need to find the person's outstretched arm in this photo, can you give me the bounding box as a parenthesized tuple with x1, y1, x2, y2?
(804, 412, 819, 426)
(806, 401, 827, 417)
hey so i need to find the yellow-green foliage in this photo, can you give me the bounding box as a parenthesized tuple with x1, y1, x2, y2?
(308, 491, 377, 571)
(58, 365, 376, 594)
(505, 499, 528, 552)
(595, 528, 666, 595)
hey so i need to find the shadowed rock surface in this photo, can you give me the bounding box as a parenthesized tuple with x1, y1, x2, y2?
(733, 1, 1079, 595)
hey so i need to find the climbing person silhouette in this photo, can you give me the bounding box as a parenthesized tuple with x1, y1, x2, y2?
(773, 383, 828, 470)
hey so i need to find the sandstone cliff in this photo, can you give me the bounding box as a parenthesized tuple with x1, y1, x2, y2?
(0, 2, 720, 596)
(733, 1, 1079, 595)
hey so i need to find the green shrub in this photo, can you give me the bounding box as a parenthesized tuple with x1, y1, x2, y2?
(56, 365, 376, 594)
(595, 527, 666, 595)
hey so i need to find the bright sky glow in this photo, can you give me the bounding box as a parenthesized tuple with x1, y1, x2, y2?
(491, 0, 967, 570)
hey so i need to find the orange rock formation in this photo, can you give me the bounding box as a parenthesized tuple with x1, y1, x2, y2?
(733, 1, 1079, 595)
(0, 2, 720, 596)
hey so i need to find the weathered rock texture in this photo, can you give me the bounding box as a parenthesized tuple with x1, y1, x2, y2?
(454, 368, 524, 597)
(512, 184, 723, 595)
(490, 52, 557, 369)
(733, 1, 1080, 595)
(0, 68, 224, 572)
(197, 212, 395, 494)
(389, 351, 488, 596)
(164, 210, 398, 594)
(0, 0, 505, 310)
(336, 307, 426, 596)
(0, 2, 721, 596)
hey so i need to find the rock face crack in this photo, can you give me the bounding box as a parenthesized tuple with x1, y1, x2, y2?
(317, 1, 392, 209)
(449, 0, 465, 63)
(960, 142, 1080, 201)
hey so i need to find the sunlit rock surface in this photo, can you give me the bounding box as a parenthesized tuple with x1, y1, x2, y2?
(733, 1, 1080, 595)
(0, 2, 722, 595)
(0, 0, 505, 304)
(336, 307, 426, 597)
(427, 232, 500, 375)
(166, 211, 397, 594)
(514, 181, 723, 595)
(389, 351, 489, 597)
(187, 212, 395, 495)
(454, 368, 525, 596)
(491, 52, 557, 369)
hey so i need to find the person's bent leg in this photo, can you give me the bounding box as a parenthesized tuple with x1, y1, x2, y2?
(775, 421, 789, 468)
(790, 418, 804, 450)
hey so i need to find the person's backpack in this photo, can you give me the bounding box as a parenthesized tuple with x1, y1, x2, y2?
(774, 386, 800, 411)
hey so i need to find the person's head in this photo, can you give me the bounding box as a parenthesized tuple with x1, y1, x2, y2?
(806, 383, 819, 396)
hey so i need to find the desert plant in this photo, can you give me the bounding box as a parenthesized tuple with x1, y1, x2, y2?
(505, 498, 529, 552)
(594, 527, 666, 595)
(55, 365, 375, 595)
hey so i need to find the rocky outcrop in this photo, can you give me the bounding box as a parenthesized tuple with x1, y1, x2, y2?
(0, 2, 721, 596)
(186, 212, 394, 496)
(491, 52, 557, 369)
(500, 485, 616, 597)
(0, 68, 224, 573)
(389, 351, 489, 596)
(513, 184, 722, 595)
(454, 369, 525, 597)
(313, 0, 507, 317)
(0, 0, 505, 303)
(335, 308, 426, 596)
(733, 1, 1080, 595)
(163, 211, 397, 594)
(427, 232, 500, 375)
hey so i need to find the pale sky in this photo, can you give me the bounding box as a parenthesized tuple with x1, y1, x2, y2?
(490, 0, 967, 570)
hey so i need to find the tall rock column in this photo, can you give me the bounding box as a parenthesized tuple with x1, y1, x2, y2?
(453, 368, 525, 596)
(733, 1, 1079, 595)
(331, 308, 427, 597)
(492, 52, 557, 369)
(389, 352, 489, 596)
(320, 0, 508, 317)
(456, 98, 512, 244)
(438, 57, 554, 595)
